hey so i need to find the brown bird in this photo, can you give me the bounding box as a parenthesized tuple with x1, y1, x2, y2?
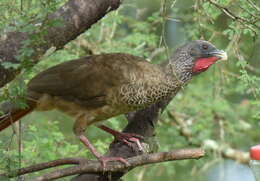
(0, 40, 227, 167)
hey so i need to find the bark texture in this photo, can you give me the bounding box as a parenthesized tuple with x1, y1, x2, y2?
(0, 0, 121, 87)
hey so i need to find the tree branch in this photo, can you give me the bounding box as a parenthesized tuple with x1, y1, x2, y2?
(0, 158, 84, 178)
(0, 148, 204, 181)
(167, 110, 250, 164)
(246, 0, 260, 12)
(0, 0, 121, 88)
(206, 0, 259, 33)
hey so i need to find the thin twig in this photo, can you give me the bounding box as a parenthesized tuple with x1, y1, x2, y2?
(207, 0, 259, 31)
(166, 110, 250, 164)
(246, 0, 260, 12)
(238, 4, 260, 20)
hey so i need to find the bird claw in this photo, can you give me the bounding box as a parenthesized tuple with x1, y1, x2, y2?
(96, 125, 144, 152)
(114, 133, 144, 152)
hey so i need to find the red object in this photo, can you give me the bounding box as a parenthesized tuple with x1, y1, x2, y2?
(250, 145, 260, 160)
(193, 56, 219, 73)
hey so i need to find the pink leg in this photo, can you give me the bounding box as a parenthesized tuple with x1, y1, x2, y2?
(79, 135, 129, 168)
(97, 125, 144, 151)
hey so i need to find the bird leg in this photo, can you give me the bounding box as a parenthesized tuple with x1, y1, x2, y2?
(78, 135, 129, 168)
(74, 117, 129, 168)
(97, 125, 144, 152)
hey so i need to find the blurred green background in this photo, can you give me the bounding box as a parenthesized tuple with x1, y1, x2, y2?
(0, 0, 259, 180)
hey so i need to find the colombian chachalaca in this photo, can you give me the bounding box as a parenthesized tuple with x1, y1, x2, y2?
(0, 40, 227, 167)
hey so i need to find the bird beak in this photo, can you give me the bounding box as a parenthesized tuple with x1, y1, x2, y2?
(210, 50, 228, 61)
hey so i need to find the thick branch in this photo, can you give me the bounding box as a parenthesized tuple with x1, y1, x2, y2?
(0, 0, 121, 87)
(0, 148, 204, 181)
(0, 158, 84, 178)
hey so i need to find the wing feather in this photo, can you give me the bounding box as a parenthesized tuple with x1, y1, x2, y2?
(28, 53, 147, 105)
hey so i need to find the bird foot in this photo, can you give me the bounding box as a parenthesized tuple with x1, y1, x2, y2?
(78, 135, 129, 169)
(98, 156, 129, 169)
(113, 132, 144, 152)
(97, 125, 144, 152)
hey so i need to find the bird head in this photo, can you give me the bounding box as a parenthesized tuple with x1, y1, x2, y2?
(169, 40, 227, 82)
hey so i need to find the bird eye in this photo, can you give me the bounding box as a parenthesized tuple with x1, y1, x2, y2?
(202, 44, 208, 50)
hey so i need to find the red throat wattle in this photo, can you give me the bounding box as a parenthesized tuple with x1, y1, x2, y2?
(192, 56, 219, 73)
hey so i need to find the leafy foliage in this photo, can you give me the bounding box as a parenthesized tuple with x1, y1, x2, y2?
(0, 0, 259, 180)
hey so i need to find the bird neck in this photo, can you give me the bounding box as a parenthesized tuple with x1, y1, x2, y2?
(161, 59, 193, 84)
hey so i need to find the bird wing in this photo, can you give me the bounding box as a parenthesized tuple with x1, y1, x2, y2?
(28, 53, 147, 107)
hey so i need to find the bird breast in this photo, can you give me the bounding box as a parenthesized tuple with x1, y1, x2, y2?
(116, 77, 180, 109)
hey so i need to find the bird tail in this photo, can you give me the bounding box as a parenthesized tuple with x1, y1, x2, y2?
(0, 100, 36, 131)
